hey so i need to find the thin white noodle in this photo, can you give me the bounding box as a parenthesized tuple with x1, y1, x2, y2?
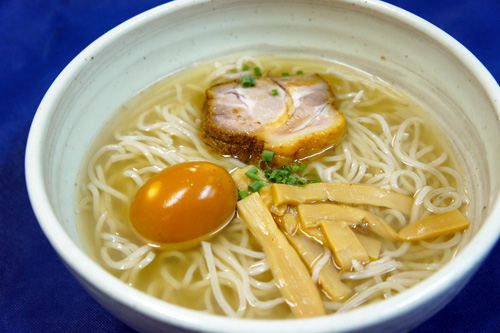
(311, 248, 332, 283)
(381, 209, 408, 229)
(204, 288, 216, 314)
(202, 242, 238, 317)
(101, 244, 152, 270)
(354, 279, 375, 293)
(220, 237, 266, 259)
(381, 242, 411, 258)
(390, 170, 423, 196)
(392, 118, 448, 186)
(423, 187, 463, 213)
(339, 281, 406, 312)
(249, 277, 276, 291)
(213, 244, 285, 309)
(341, 258, 403, 280)
(419, 232, 462, 250)
(216, 271, 247, 317)
(180, 260, 200, 287)
(323, 302, 344, 311)
(248, 261, 270, 276)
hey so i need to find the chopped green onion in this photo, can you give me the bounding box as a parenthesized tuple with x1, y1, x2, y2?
(243, 64, 249, 71)
(245, 150, 319, 188)
(258, 160, 270, 172)
(297, 178, 308, 186)
(297, 70, 304, 75)
(245, 167, 261, 181)
(246, 173, 261, 181)
(269, 169, 282, 180)
(282, 165, 293, 174)
(262, 150, 274, 162)
(248, 180, 265, 192)
(269, 169, 286, 183)
(257, 150, 273, 171)
(247, 166, 259, 174)
(241, 75, 255, 88)
(238, 190, 248, 199)
(271, 89, 278, 96)
(253, 67, 262, 77)
(282, 72, 289, 77)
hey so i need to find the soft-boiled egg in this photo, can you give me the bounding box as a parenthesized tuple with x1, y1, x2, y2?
(129, 161, 237, 249)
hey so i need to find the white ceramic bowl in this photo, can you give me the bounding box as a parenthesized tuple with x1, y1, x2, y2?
(25, 0, 500, 332)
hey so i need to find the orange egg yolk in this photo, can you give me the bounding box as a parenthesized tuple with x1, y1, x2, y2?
(129, 161, 237, 249)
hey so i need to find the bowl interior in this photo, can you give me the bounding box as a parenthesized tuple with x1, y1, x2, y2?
(26, 0, 500, 332)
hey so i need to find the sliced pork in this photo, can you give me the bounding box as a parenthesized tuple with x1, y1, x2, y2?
(201, 74, 345, 166)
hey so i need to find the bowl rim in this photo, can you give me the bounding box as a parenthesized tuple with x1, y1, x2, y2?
(25, 0, 500, 332)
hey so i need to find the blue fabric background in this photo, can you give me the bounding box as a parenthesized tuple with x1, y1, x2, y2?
(1, 0, 498, 332)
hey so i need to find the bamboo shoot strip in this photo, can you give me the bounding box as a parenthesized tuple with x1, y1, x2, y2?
(276, 211, 299, 235)
(260, 186, 287, 216)
(237, 193, 326, 318)
(298, 203, 400, 240)
(398, 209, 470, 241)
(272, 183, 414, 216)
(320, 221, 370, 271)
(286, 233, 352, 301)
(355, 233, 382, 260)
(301, 227, 327, 245)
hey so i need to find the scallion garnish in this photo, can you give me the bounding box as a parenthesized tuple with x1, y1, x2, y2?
(243, 64, 249, 71)
(243, 150, 320, 192)
(248, 180, 265, 192)
(247, 166, 259, 174)
(297, 178, 308, 186)
(238, 190, 248, 199)
(282, 72, 289, 77)
(271, 89, 278, 96)
(297, 70, 304, 75)
(262, 150, 274, 162)
(245, 167, 261, 181)
(241, 75, 256, 88)
(253, 67, 262, 77)
(258, 160, 270, 172)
